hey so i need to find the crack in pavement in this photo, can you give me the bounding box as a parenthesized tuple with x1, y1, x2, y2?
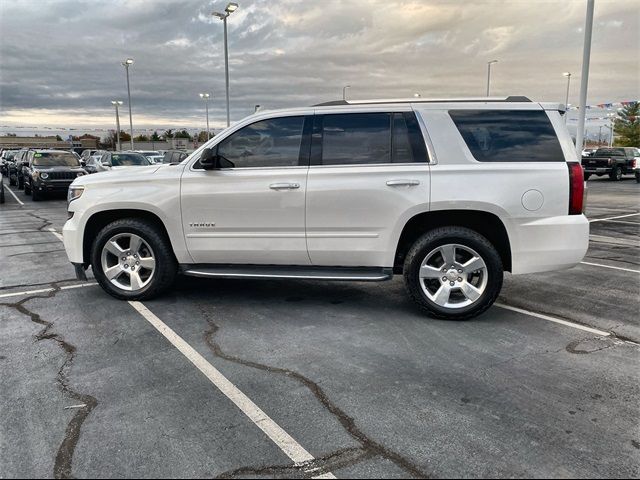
(215, 447, 374, 479)
(196, 302, 430, 479)
(0, 281, 98, 479)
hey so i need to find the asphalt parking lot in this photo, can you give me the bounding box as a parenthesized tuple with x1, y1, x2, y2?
(1, 177, 638, 478)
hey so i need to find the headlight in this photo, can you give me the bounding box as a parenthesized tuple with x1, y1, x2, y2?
(40, 172, 49, 180)
(67, 185, 85, 204)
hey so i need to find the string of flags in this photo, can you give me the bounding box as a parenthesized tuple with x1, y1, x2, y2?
(567, 100, 638, 110)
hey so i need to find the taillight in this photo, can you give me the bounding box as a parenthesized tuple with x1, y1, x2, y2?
(568, 162, 585, 215)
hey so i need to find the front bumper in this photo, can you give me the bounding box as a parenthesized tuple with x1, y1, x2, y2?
(62, 212, 84, 264)
(34, 180, 74, 192)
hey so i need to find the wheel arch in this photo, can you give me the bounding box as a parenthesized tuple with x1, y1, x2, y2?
(82, 209, 176, 265)
(394, 210, 512, 273)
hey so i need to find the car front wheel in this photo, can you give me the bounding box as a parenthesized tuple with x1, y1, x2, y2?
(403, 227, 503, 320)
(91, 218, 177, 300)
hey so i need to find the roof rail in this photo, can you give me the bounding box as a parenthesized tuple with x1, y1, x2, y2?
(314, 96, 531, 107)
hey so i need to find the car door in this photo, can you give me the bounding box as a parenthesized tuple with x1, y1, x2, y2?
(305, 110, 431, 267)
(180, 114, 312, 265)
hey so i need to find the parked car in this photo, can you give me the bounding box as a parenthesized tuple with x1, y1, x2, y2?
(581, 147, 638, 181)
(1, 149, 19, 176)
(135, 150, 161, 162)
(80, 149, 101, 163)
(83, 150, 108, 174)
(0, 171, 5, 203)
(22, 150, 87, 201)
(63, 96, 588, 320)
(90, 151, 151, 173)
(632, 148, 640, 183)
(13, 148, 32, 189)
(161, 150, 189, 164)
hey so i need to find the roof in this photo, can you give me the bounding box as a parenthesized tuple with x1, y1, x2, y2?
(313, 96, 532, 106)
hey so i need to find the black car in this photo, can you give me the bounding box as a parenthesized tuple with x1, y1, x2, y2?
(22, 150, 87, 201)
(1, 149, 19, 177)
(13, 148, 31, 189)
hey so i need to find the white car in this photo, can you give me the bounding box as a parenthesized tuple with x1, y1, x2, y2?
(63, 96, 589, 320)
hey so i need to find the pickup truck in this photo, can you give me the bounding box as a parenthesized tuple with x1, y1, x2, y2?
(581, 147, 639, 181)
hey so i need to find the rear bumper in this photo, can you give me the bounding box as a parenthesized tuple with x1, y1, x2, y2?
(510, 215, 589, 275)
(582, 167, 611, 174)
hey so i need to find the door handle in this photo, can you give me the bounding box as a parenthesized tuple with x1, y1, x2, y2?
(386, 179, 420, 187)
(269, 182, 300, 190)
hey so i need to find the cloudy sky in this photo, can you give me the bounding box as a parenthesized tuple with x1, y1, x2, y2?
(0, 0, 638, 132)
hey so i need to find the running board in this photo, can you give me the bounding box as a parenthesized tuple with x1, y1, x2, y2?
(181, 265, 393, 282)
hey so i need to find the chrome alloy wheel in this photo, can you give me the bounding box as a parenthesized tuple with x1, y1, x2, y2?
(100, 233, 156, 291)
(418, 243, 488, 309)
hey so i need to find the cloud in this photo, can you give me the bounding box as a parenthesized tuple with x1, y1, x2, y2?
(0, 0, 638, 130)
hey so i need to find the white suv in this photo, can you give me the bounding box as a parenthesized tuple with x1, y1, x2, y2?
(63, 96, 588, 320)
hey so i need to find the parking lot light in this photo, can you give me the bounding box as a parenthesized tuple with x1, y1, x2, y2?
(111, 101, 124, 151)
(563, 72, 572, 123)
(121, 58, 135, 150)
(211, 3, 238, 127)
(343, 85, 351, 101)
(486, 60, 498, 96)
(199, 93, 211, 140)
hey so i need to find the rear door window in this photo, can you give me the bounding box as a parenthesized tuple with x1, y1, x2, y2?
(449, 110, 564, 162)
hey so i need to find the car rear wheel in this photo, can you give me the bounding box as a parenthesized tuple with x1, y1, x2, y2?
(609, 166, 622, 181)
(24, 181, 31, 195)
(584, 173, 591, 180)
(91, 218, 177, 300)
(403, 227, 503, 320)
(636, 173, 640, 183)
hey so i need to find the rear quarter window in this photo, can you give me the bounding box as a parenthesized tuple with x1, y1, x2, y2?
(449, 110, 564, 162)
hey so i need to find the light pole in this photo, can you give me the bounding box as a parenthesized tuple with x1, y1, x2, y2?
(598, 125, 602, 146)
(212, 2, 238, 127)
(575, 0, 595, 156)
(122, 58, 135, 149)
(607, 112, 615, 147)
(111, 101, 123, 151)
(563, 72, 572, 123)
(343, 85, 351, 101)
(199, 93, 211, 140)
(486, 60, 498, 96)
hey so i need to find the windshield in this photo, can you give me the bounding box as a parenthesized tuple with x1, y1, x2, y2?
(111, 153, 150, 166)
(4, 151, 17, 160)
(33, 152, 81, 167)
(595, 148, 625, 157)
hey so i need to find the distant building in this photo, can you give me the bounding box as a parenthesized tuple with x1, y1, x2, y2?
(0, 135, 99, 149)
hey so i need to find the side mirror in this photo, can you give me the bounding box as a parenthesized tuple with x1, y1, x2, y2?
(200, 147, 219, 170)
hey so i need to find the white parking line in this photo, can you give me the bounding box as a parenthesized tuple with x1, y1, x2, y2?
(495, 303, 611, 336)
(47, 227, 64, 241)
(128, 301, 336, 479)
(580, 261, 640, 274)
(0, 282, 98, 299)
(589, 212, 640, 222)
(4, 184, 25, 206)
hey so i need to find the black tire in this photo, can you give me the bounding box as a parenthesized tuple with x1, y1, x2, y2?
(609, 166, 622, 181)
(584, 173, 591, 180)
(91, 218, 177, 300)
(9, 175, 16, 186)
(636, 173, 640, 184)
(403, 226, 503, 321)
(17, 176, 24, 190)
(32, 188, 41, 201)
(0, 186, 4, 204)
(24, 180, 31, 195)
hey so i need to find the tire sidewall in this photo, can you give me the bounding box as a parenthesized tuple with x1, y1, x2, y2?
(404, 228, 503, 319)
